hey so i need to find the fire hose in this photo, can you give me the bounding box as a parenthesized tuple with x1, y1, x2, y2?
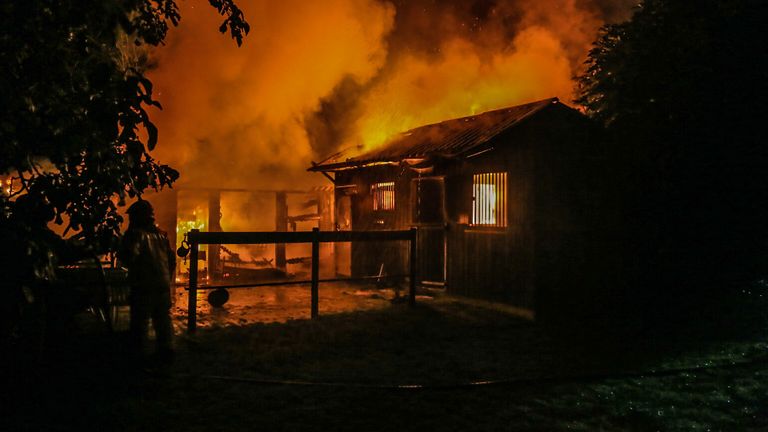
(166, 355, 768, 390)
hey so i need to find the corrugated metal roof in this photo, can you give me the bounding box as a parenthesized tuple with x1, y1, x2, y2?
(310, 97, 561, 171)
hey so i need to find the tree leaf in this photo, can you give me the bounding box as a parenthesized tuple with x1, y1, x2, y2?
(146, 122, 158, 151)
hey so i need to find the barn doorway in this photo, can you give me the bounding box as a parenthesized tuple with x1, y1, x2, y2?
(412, 177, 446, 286)
(334, 195, 352, 277)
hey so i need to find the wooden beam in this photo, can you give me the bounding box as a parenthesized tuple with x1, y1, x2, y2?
(208, 190, 222, 279)
(175, 186, 309, 194)
(188, 229, 414, 245)
(275, 191, 288, 270)
(310, 161, 336, 184)
(409, 227, 417, 306)
(187, 229, 199, 334)
(311, 227, 319, 318)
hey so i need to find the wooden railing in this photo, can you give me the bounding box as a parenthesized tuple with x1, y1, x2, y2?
(185, 227, 417, 333)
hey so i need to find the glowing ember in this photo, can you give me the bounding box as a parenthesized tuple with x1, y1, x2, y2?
(3, 178, 12, 196)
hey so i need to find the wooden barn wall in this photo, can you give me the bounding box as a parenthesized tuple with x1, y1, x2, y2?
(444, 133, 536, 309)
(445, 105, 601, 315)
(330, 104, 604, 317)
(335, 167, 412, 279)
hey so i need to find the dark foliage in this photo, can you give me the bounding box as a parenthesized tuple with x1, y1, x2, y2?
(576, 0, 768, 308)
(1, 0, 248, 250)
(0, 0, 248, 353)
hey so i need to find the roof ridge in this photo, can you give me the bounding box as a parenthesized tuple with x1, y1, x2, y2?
(358, 97, 559, 159)
(398, 97, 558, 136)
(309, 97, 565, 172)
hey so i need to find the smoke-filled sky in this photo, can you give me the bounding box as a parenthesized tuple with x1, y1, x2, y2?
(149, 0, 635, 189)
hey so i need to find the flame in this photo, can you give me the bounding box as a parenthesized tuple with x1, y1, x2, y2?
(355, 28, 575, 150)
(176, 217, 205, 234)
(175, 204, 207, 277)
(148, 0, 634, 191)
(2, 177, 12, 196)
(149, 0, 394, 190)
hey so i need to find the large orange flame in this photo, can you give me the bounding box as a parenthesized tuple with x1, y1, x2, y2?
(149, 0, 633, 188)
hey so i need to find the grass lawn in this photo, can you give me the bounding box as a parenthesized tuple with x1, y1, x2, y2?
(5, 290, 768, 431)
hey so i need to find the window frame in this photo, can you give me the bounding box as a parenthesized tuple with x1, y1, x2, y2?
(371, 181, 396, 211)
(470, 172, 508, 228)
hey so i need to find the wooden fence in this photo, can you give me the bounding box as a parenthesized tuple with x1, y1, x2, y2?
(186, 227, 417, 333)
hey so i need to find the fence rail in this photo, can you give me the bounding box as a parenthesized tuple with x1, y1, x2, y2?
(189, 229, 414, 245)
(186, 227, 417, 333)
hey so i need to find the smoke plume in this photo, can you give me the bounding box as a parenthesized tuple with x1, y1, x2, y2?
(149, 0, 635, 189)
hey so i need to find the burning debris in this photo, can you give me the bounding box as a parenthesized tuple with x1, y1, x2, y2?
(169, 187, 334, 288)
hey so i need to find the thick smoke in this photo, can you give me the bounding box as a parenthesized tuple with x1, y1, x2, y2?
(307, 0, 637, 155)
(149, 0, 635, 189)
(150, 0, 395, 189)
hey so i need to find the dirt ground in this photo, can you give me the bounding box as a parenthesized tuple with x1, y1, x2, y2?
(5, 287, 768, 431)
(106, 281, 415, 333)
(171, 282, 406, 329)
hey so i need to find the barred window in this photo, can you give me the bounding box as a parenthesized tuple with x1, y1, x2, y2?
(371, 182, 395, 211)
(471, 172, 507, 227)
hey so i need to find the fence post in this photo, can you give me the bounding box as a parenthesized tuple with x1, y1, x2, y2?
(311, 227, 320, 318)
(409, 227, 417, 306)
(187, 229, 199, 334)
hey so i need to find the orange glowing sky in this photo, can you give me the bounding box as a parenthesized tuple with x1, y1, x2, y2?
(149, 0, 634, 189)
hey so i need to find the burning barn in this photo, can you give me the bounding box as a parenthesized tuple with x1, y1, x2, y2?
(310, 98, 605, 320)
(147, 186, 335, 286)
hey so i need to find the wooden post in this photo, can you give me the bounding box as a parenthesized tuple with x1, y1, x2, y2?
(275, 191, 288, 271)
(208, 190, 222, 280)
(151, 189, 178, 305)
(311, 227, 320, 318)
(188, 229, 199, 334)
(410, 227, 417, 306)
